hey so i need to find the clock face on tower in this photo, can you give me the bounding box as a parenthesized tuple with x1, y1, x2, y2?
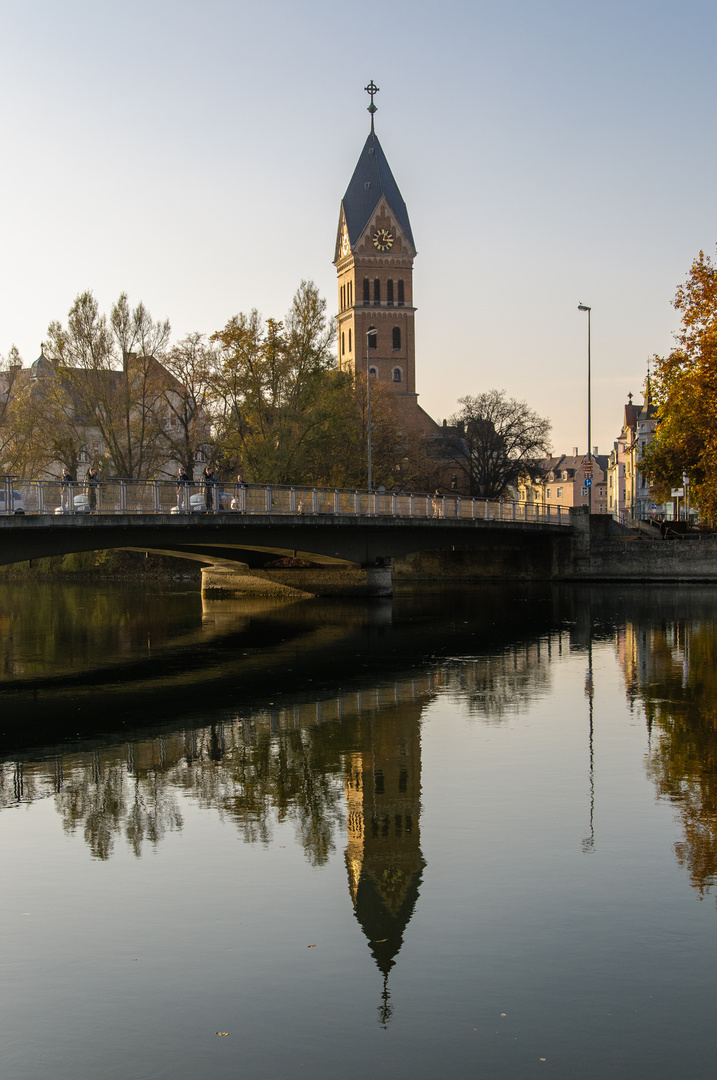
(372, 228, 394, 251)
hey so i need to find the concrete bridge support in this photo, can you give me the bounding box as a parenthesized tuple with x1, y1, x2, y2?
(201, 563, 394, 599)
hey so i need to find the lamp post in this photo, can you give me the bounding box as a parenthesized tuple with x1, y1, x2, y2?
(366, 328, 377, 492)
(578, 304, 592, 514)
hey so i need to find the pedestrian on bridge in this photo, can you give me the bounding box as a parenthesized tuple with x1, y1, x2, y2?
(201, 465, 217, 513)
(233, 473, 247, 513)
(85, 465, 100, 512)
(60, 467, 74, 513)
(177, 466, 190, 512)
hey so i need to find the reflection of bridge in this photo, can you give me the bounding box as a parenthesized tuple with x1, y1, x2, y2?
(0, 480, 572, 570)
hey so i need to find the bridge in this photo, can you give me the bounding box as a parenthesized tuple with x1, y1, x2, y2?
(0, 479, 572, 575)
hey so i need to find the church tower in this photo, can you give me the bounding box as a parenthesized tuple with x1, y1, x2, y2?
(334, 83, 420, 410)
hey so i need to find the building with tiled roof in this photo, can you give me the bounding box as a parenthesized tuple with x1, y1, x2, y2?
(519, 450, 609, 514)
(607, 386, 661, 520)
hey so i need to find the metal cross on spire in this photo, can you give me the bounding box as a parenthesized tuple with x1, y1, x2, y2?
(365, 80, 379, 132)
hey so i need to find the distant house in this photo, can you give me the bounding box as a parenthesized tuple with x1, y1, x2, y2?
(2, 349, 209, 480)
(607, 387, 660, 520)
(519, 450, 609, 514)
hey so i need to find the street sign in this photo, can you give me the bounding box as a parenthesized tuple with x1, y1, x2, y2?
(584, 478, 592, 488)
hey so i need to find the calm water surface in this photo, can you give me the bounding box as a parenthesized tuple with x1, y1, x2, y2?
(2, 581, 717, 1079)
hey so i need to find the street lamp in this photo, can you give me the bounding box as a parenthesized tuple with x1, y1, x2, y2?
(366, 328, 378, 491)
(578, 303, 592, 514)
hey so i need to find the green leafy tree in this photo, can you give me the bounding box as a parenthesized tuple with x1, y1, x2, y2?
(642, 247, 717, 524)
(210, 281, 352, 484)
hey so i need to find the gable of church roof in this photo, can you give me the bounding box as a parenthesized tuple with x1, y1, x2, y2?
(341, 132, 414, 250)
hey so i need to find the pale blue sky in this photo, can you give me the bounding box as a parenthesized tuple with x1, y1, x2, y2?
(1, 0, 714, 454)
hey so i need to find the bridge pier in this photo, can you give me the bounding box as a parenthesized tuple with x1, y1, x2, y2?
(201, 563, 393, 599)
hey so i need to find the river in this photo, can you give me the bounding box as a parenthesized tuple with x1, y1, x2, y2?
(1, 581, 717, 1079)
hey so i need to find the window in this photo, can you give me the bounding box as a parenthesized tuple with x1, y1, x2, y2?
(341, 332, 345, 355)
(392, 327, 401, 349)
(556, 487, 563, 499)
(373, 278, 380, 305)
(398, 279, 405, 306)
(393, 367, 402, 382)
(363, 278, 370, 305)
(369, 366, 377, 378)
(348, 281, 352, 307)
(348, 328, 352, 353)
(387, 279, 394, 305)
(368, 327, 377, 349)
(547, 489, 551, 499)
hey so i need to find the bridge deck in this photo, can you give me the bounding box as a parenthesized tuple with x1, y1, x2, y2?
(0, 506, 572, 569)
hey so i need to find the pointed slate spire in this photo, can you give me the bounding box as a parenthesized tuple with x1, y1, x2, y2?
(340, 130, 415, 251)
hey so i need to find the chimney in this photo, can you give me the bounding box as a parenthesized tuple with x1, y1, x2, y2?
(593, 446, 598, 457)
(573, 447, 578, 457)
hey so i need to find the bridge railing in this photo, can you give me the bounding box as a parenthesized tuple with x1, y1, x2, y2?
(5, 478, 570, 525)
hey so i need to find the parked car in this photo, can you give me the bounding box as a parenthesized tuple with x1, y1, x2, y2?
(55, 495, 92, 514)
(170, 490, 236, 513)
(0, 488, 25, 514)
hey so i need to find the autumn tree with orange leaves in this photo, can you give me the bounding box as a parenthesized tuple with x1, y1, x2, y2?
(642, 247, 717, 525)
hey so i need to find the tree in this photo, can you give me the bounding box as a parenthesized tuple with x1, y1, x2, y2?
(0, 346, 34, 474)
(443, 391, 552, 498)
(210, 281, 348, 484)
(44, 291, 172, 477)
(158, 332, 214, 480)
(641, 247, 717, 524)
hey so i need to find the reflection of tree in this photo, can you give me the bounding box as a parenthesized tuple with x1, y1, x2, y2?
(622, 620, 717, 898)
(441, 640, 552, 720)
(0, 581, 202, 681)
(0, 629, 556, 863)
(175, 723, 346, 865)
(53, 753, 184, 860)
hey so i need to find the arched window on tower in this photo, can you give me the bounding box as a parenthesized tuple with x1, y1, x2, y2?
(387, 280, 394, 305)
(368, 326, 378, 350)
(363, 279, 370, 305)
(398, 280, 405, 306)
(392, 327, 401, 350)
(341, 332, 345, 355)
(348, 328, 352, 353)
(373, 279, 381, 305)
(393, 367, 402, 383)
(348, 281, 352, 307)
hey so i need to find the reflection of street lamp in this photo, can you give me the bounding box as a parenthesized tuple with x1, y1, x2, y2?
(366, 328, 378, 490)
(578, 304, 592, 513)
(582, 632, 595, 853)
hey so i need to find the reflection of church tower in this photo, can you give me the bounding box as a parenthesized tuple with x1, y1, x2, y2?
(344, 699, 426, 1020)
